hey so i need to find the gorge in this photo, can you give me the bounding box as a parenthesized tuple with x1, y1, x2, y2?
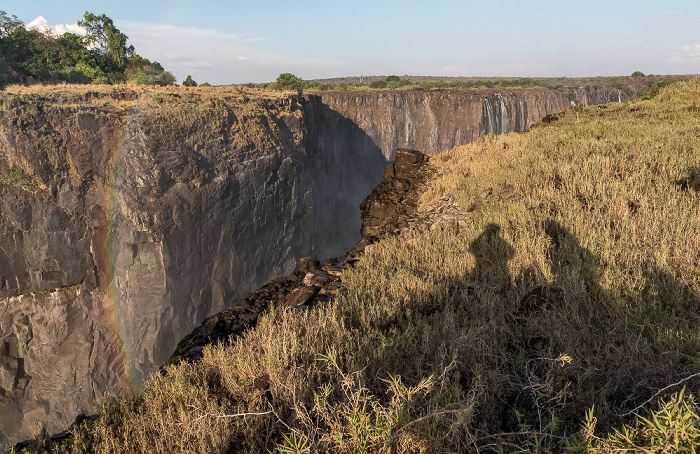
(0, 86, 627, 448)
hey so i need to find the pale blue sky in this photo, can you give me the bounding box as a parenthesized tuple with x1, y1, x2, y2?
(9, 1, 700, 85)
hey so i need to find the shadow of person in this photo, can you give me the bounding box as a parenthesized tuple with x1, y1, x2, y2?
(539, 219, 609, 315)
(468, 223, 515, 294)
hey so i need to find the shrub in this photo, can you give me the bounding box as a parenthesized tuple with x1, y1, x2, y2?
(183, 75, 197, 87)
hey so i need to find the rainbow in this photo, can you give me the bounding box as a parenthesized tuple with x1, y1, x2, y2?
(96, 104, 142, 394)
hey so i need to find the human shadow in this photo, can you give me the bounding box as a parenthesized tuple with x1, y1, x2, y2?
(468, 223, 516, 291)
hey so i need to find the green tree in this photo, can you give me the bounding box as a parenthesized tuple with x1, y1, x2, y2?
(275, 72, 305, 91)
(6, 27, 56, 81)
(153, 71, 176, 86)
(78, 11, 134, 79)
(385, 75, 400, 83)
(0, 9, 171, 86)
(632, 71, 646, 78)
(0, 10, 22, 38)
(369, 80, 387, 89)
(183, 74, 197, 86)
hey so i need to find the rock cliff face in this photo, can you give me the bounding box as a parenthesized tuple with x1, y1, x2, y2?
(305, 88, 628, 160)
(0, 86, 624, 448)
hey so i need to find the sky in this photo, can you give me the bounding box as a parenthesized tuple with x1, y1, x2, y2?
(9, 1, 700, 85)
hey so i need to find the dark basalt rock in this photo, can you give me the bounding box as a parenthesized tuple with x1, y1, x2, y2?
(296, 256, 321, 273)
(359, 149, 432, 239)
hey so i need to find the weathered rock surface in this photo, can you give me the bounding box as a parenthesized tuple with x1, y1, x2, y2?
(0, 86, 626, 449)
(306, 88, 628, 160)
(359, 149, 433, 238)
(0, 89, 344, 447)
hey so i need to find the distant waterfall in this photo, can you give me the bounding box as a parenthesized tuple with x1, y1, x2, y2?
(483, 93, 509, 135)
(484, 97, 496, 134)
(514, 100, 526, 132)
(496, 93, 508, 134)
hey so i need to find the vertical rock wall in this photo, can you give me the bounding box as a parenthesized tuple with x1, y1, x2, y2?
(307, 88, 628, 160)
(0, 86, 625, 448)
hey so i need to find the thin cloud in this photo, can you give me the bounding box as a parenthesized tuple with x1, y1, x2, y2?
(660, 11, 683, 15)
(238, 57, 253, 61)
(668, 44, 700, 63)
(682, 44, 700, 57)
(181, 60, 213, 68)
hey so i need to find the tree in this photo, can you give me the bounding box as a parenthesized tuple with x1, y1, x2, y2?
(0, 10, 171, 86)
(275, 72, 305, 91)
(153, 71, 176, 86)
(183, 74, 197, 86)
(0, 10, 22, 38)
(385, 75, 400, 83)
(632, 71, 646, 78)
(78, 12, 134, 78)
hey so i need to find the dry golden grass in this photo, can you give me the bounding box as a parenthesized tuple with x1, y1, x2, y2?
(25, 78, 700, 453)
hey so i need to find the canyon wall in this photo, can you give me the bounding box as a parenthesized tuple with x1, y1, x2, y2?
(0, 86, 624, 448)
(307, 87, 628, 161)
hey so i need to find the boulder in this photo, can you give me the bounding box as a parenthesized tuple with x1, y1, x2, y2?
(296, 257, 320, 274)
(283, 286, 320, 307)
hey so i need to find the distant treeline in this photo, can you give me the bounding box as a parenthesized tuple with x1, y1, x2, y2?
(258, 72, 684, 101)
(0, 10, 174, 88)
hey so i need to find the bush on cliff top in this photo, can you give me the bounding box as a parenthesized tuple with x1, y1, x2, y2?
(28, 77, 700, 454)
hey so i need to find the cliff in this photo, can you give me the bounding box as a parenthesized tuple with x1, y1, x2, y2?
(0, 85, 625, 448)
(305, 87, 628, 160)
(0, 87, 325, 447)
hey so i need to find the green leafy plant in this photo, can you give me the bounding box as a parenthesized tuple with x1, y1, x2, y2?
(567, 389, 700, 452)
(10, 166, 24, 181)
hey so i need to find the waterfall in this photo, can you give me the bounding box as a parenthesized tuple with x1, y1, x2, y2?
(484, 97, 495, 134)
(514, 100, 525, 132)
(496, 93, 508, 134)
(483, 93, 509, 135)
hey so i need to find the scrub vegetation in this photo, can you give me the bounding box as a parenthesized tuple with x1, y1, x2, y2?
(263, 73, 692, 101)
(0, 10, 174, 88)
(13, 78, 700, 453)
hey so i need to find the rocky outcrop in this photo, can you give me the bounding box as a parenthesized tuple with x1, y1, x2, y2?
(359, 149, 432, 238)
(0, 86, 625, 449)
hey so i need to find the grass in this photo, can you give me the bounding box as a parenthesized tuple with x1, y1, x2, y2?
(17, 78, 700, 453)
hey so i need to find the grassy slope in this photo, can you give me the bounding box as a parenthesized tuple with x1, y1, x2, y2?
(28, 79, 700, 453)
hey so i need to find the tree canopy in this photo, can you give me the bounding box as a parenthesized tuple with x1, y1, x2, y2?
(183, 75, 197, 87)
(0, 10, 174, 88)
(275, 73, 306, 91)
